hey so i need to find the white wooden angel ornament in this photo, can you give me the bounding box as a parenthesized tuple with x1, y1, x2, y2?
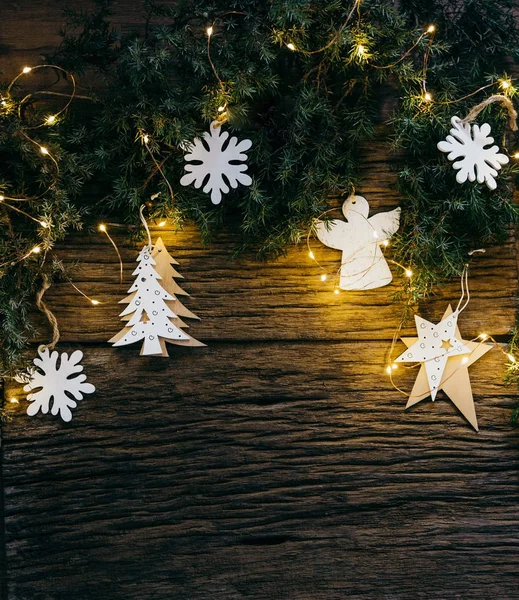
(315, 195, 401, 290)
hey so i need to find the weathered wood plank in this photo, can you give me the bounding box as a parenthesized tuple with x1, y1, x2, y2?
(3, 343, 519, 600)
(28, 223, 517, 344)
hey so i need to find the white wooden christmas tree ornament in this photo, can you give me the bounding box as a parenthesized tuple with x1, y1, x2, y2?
(17, 347, 95, 422)
(315, 195, 400, 290)
(437, 116, 509, 190)
(109, 237, 205, 356)
(181, 121, 252, 205)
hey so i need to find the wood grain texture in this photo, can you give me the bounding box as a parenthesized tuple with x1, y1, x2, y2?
(2, 1, 519, 599)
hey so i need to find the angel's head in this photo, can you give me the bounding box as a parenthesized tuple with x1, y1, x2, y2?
(342, 195, 370, 221)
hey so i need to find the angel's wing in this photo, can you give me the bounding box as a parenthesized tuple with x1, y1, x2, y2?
(315, 219, 351, 251)
(368, 207, 401, 240)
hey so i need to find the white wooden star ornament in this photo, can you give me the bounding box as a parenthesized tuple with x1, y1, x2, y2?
(395, 305, 492, 431)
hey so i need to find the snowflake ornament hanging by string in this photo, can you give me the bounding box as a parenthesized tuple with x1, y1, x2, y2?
(180, 121, 252, 204)
(437, 116, 509, 190)
(16, 347, 95, 422)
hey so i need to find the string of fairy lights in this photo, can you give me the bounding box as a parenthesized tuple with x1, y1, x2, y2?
(1, 5, 519, 390)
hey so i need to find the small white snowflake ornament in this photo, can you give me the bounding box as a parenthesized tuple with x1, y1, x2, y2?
(437, 116, 509, 190)
(181, 121, 252, 204)
(18, 347, 95, 422)
(315, 195, 401, 290)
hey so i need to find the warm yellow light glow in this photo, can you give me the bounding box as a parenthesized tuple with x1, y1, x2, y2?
(22, 66, 32, 74)
(500, 80, 511, 90)
(386, 366, 392, 375)
(334, 288, 340, 295)
(40, 146, 49, 155)
(40, 220, 48, 228)
(479, 333, 488, 340)
(9, 397, 19, 404)
(46, 115, 56, 125)
(158, 221, 166, 227)
(507, 353, 516, 363)
(391, 364, 398, 370)
(0, 195, 4, 202)
(286, 43, 296, 51)
(357, 44, 365, 55)
(320, 274, 327, 282)
(405, 269, 413, 278)
(382, 240, 389, 247)
(91, 299, 100, 306)
(143, 134, 150, 144)
(308, 251, 315, 260)
(461, 357, 469, 365)
(218, 106, 225, 112)
(31, 246, 41, 254)
(424, 92, 433, 102)
(1, 100, 6, 106)
(206, 26, 214, 37)
(98, 224, 106, 232)
(427, 25, 436, 33)
(514, 152, 519, 159)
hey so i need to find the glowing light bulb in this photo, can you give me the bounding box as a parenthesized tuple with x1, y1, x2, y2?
(427, 25, 436, 33)
(91, 299, 100, 306)
(514, 152, 519, 159)
(206, 26, 213, 37)
(424, 92, 433, 102)
(507, 354, 516, 363)
(405, 269, 413, 278)
(158, 221, 166, 227)
(320, 274, 327, 282)
(461, 357, 469, 365)
(286, 43, 296, 51)
(46, 115, 56, 125)
(22, 66, 32, 74)
(1, 100, 6, 106)
(357, 44, 365, 56)
(40, 220, 48, 228)
(500, 80, 511, 90)
(98, 224, 106, 232)
(40, 146, 49, 155)
(143, 135, 150, 144)
(308, 251, 315, 260)
(386, 366, 392, 375)
(0, 195, 4, 202)
(392, 364, 398, 370)
(9, 397, 19, 404)
(382, 240, 389, 247)
(479, 333, 488, 340)
(217, 106, 225, 112)
(31, 246, 41, 254)
(334, 289, 340, 295)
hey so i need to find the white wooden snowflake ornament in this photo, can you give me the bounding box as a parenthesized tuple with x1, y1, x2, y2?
(19, 347, 95, 422)
(394, 310, 470, 401)
(315, 195, 401, 290)
(437, 116, 509, 190)
(180, 121, 252, 204)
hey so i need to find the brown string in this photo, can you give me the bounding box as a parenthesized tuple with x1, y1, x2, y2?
(461, 94, 518, 131)
(35, 274, 60, 350)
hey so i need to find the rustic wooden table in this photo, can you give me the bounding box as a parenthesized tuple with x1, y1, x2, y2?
(1, 2, 519, 599)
